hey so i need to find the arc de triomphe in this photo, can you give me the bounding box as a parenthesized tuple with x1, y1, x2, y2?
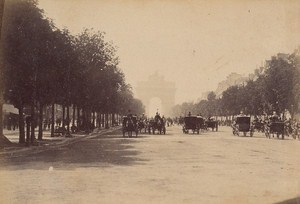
(136, 73, 176, 116)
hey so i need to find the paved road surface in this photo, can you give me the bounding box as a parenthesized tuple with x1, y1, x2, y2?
(0, 125, 299, 204)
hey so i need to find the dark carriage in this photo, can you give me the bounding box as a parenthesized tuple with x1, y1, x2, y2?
(265, 121, 285, 139)
(205, 120, 218, 131)
(148, 118, 166, 135)
(122, 116, 138, 138)
(182, 116, 204, 134)
(232, 116, 254, 137)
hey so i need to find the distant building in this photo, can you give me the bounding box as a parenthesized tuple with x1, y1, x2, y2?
(214, 73, 248, 97)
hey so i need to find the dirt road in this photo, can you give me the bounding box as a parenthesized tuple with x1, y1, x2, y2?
(0, 125, 299, 204)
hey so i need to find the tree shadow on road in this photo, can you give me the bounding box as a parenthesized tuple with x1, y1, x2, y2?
(274, 196, 300, 204)
(0, 134, 147, 171)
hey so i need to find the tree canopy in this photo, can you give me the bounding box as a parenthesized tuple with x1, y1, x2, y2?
(172, 52, 300, 118)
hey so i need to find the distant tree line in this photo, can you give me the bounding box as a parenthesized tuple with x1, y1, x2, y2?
(172, 51, 300, 119)
(0, 0, 144, 144)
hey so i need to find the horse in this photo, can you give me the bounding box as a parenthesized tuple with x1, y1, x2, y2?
(138, 119, 147, 133)
(122, 117, 137, 138)
(151, 118, 166, 134)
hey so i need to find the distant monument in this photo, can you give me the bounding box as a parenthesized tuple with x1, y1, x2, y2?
(136, 72, 176, 116)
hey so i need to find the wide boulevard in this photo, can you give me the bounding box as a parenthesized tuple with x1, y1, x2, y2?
(0, 125, 299, 204)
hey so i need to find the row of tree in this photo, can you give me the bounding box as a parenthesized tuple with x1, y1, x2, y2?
(172, 51, 300, 119)
(0, 0, 144, 144)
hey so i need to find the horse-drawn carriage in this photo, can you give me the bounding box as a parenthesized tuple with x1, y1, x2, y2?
(232, 116, 254, 137)
(265, 121, 285, 139)
(137, 119, 147, 133)
(205, 119, 218, 131)
(148, 118, 166, 135)
(291, 121, 300, 140)
(122, 116, 138, 138)
(182, 116, 204, 134)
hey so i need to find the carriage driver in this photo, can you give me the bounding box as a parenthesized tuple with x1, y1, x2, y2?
(270, 111, 280, 122)
(154, 112, 161, 121)
(127, 110, 133, 118)
(238, 111, 246, 117)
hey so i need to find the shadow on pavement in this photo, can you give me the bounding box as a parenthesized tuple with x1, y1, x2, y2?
(274, 197, 300, 204)
(0, 131, 147, 170)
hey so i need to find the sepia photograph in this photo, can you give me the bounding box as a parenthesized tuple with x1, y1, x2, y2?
(0, 0, 299, 203)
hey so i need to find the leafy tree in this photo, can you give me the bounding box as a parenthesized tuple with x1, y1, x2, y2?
(264, 57, 294, 114)
(1, 0, 56, 143)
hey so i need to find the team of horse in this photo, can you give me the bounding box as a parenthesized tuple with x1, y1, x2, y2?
(122, 116, 167, 138)
(137, 118, 166, 135)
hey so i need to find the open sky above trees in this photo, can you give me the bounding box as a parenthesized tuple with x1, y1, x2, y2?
(0, 0, 145, 142)
(37, 0, 300, 104)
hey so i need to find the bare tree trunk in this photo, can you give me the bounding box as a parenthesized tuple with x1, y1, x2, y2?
(26, 116, 31, 146)
(72, 105, 75, 127)
(97, 112, 100, 128)
(102, 114, 105, 128)
(105, 113, 109, 129)
(18, 105, 25, 143)
(51, 102, 55, 137)
(62, 104, 65, 128)
(66, 105, 70, 135)
(83, 108, 86, 129)
(92, 111, 95, 127)
(30, 103, 35, 143)
(112, 113, 115, 126)
(77, 107, 80, 127)
(38, 103, 43, 140)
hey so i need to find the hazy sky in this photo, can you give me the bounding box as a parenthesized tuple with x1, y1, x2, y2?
(38, 0, 300, 104)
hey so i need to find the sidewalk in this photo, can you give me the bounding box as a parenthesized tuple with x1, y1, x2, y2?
(0, 126, 121, 156)
(3, 129, 60, 144)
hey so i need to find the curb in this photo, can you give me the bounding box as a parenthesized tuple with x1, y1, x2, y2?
(0, 126, 121, 157)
